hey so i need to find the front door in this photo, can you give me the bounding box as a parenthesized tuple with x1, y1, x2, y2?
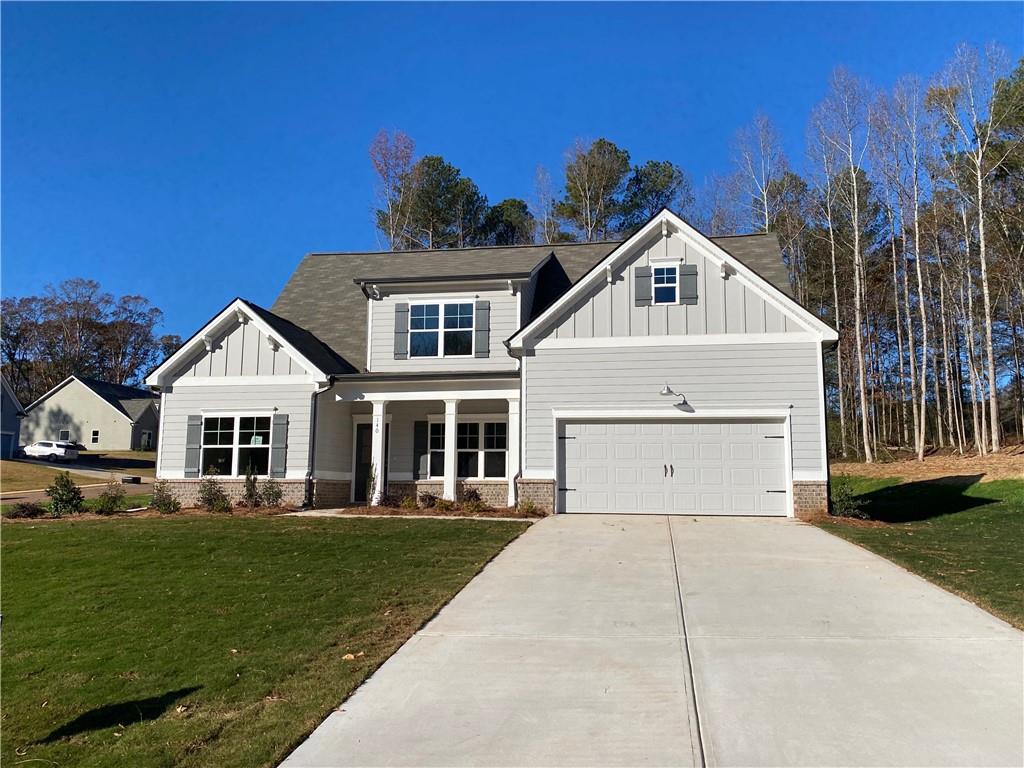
(354, 422, 389, 503)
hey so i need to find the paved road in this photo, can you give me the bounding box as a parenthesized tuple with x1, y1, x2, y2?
(282, 515, 1024, 767)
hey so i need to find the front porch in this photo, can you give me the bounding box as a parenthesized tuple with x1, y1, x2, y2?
(313, 377, 521, 508)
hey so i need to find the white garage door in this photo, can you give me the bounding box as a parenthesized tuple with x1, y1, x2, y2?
(559, 420, 788, 516)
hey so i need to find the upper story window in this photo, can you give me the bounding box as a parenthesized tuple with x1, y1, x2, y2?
(653, 266, 678, 305)
(409, 302, 474, 357)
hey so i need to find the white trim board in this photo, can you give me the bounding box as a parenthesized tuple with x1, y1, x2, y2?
(336, 388, 520, 403)
(507, 209, 838, 350)
(169, 375, 319, 387)
(533, 333, 819, 349)
(146, 298, 330, 387)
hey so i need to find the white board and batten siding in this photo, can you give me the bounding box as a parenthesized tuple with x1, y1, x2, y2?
(173, 320, 306, 379)
(368, 289, 520, 373)
(543, 233, 799, 341)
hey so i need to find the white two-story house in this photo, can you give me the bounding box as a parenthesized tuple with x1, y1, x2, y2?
(146, 210, 837, 517)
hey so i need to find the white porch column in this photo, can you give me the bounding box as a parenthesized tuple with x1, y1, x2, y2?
(370, 399, 388, 505)
(506, 398, 520, 507)
(443, 399, 459, 501)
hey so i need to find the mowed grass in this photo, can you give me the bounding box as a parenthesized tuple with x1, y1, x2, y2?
(817, 475, 1024, 629)
(1, 515, 528, 767)
(0, 460, 98, 492)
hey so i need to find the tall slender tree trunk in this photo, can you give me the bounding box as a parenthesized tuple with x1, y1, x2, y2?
(974, 167, 1000, 452)
(911, 188, 928, 459)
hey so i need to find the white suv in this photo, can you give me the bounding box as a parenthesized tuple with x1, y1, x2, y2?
(24, 441, 80, 462)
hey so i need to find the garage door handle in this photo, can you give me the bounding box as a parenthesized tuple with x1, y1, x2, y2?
(670, 464, 674, 477)
(663, 464, 668, 477)
(766, 490, 786, 494)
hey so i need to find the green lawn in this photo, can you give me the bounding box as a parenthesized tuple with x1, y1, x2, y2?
(1, 515, 527, 767)
(0, 459, 98, 492)
(817, 476, 1024, 629)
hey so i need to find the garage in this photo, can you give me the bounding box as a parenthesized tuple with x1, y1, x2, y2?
(558, 419, 789, 516)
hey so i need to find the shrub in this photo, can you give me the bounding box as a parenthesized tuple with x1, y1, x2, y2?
(462, 499, 487, 515)
(241, 466, 262, 510)
(434, 498, 454, 512)
(829, 476, 868, 519)
(197, 476, 231, 514)
(46, 471, 84, 518)
(259, 478, 283, 508)
(461, 487, 482, 503)
(3, 502, 48, 519)
(418, 491, 438, 509)
(151, 480, 181, 515)
(399, 495, 417, 511)
(377, 492, 399, 508)
(93, 477, 127, 516)
(517, 499, 539, 517)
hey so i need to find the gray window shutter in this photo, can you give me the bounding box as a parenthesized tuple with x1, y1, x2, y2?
(394, 303, 409, 359)
(184, 415, 202, 478)
(474, 300, 490, 358)
(634, 266, 653, 306)
(680, 264, 699, 305)
(270, 413, 288, 478)
(413, 421, 428, 480)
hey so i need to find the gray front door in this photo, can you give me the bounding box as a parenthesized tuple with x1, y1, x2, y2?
(354, 422, 389, 503)
(559, 419, 787, 516)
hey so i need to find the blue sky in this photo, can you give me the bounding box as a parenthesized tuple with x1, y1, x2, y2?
(3, 2, 1022, 339)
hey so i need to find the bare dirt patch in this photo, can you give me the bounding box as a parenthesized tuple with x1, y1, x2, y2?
(831, 448, 1024, 482)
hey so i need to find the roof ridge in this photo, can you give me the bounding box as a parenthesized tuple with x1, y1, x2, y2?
(304, 240, 625, 258)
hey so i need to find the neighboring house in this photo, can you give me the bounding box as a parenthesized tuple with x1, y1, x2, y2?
(146, 210, 837, 517)
(21, 376, 160, 452)
(1, 375, 25, 458)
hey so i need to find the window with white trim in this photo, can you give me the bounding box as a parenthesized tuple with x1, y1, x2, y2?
(653, 266, 678, 304)
(58, 429, 71, 441)
(201, 416, 271, 477)
(409, 302, 473, 357)
(428, 419, 507, 480)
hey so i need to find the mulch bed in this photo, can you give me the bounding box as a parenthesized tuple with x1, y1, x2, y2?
(319, 505, 545, 519)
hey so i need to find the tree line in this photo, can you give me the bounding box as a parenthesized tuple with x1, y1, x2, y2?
(370, 42, 1023, 460)
(1, 279, 181, 404)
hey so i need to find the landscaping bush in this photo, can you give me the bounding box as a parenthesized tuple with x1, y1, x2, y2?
(461, 487, 482, 504)
(197, 477, 231, 514)
(399, 495, 417, 510)
(93, 477, 127, 515)
(462, 499, 487, 515)
(377, 492, 400, 508)
(829, 476, 868, 519)
(260, 478, 284, 508)
(151, 480, 181, 515)
(241, 466, 262, 510)
(46, 471, 84, 518)
(3, 502, 48, 519)
(434, 498, 454, 512)
(418, 491, 438, 508)
(517, 499, 539, 517)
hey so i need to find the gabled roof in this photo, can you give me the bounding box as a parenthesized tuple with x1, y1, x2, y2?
(24, 375, 157, 422)
(507, 209, 837, 349)
(1, 374, 25, 415)
(145, 298, 352, 387)
(270, 236, 789, 372)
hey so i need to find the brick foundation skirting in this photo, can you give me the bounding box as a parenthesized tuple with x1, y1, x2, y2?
(516, 479, 554, 513)
(161, 478, 308, 508)
(311, 479, 351, 509)
(793, 481, 829, 520)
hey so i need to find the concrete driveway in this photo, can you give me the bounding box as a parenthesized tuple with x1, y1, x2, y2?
(282, 516, 1024, 767)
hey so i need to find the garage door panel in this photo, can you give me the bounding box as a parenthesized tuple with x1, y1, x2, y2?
(561, 419, 788, 517)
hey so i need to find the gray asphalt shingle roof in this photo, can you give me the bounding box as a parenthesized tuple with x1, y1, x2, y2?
(271, 233, 791, 373)
(74, 377, 158, 420)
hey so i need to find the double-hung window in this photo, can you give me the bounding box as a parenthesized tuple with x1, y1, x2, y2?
(653, 266, 679, 304)
(428, 420, 507, 480)
(201, 416, 272, 476)
(409, 302, 473, 357)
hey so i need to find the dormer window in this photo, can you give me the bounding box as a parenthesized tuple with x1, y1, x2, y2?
(409, 302, 474, 357)
(653, 266, 678, 304)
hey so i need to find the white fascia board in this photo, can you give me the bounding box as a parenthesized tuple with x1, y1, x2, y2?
(551, 406, 793, 421)
(23, 375, 133, 425)
(22, 375, 76, 413)
(507, 209, 838, 349)
(335, 387, 520, 403)
(169, 375, 318, 387)
(533, 332, 820, 350)
(146, 299, 329, 387)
